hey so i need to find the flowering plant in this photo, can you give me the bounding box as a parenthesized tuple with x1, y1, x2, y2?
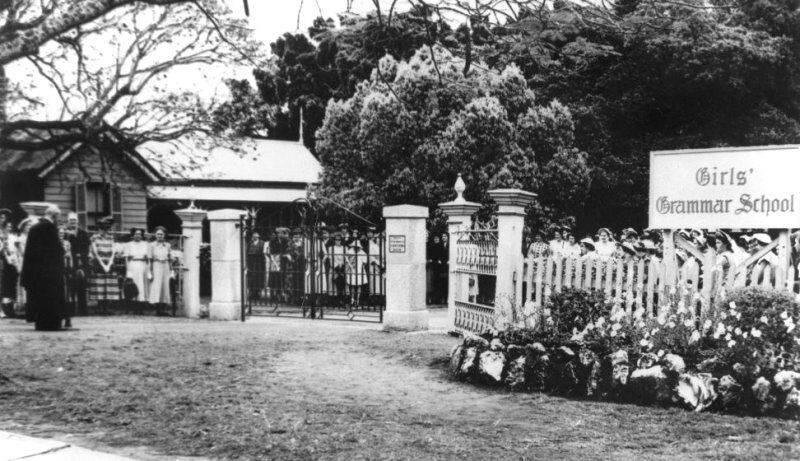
(709, 288, 800, 379)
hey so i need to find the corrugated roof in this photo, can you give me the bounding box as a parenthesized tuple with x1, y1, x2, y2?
(137, 138, 322, 184)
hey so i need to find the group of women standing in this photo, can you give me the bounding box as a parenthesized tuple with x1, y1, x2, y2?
(0, 211, 179, 318)
(89, 219, 177, 312)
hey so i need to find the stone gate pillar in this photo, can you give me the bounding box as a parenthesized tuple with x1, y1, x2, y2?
(207, 209, 245, 321)
(175, 206, 207, 318)
(382, 204, 429, 331)
(439, 175, 480, 331)
(488, 189, 537, 316)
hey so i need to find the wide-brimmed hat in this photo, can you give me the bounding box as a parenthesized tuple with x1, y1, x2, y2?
(622, 227, 638, 238)
(620, 242, 637, 256)
(752, 233, 771, 245)
(580, 238, 596, 251)
(637, 239, 658, 253)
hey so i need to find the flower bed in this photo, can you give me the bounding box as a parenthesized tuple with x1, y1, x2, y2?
(449, 287, 800, 418)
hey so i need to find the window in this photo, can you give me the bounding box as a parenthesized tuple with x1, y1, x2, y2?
(74, 182, 122, 231)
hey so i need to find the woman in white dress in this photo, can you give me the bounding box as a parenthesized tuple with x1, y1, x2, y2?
(124, 228, 149, 303)
(595, 227, 617, 258)
(148, 226, 172, 312)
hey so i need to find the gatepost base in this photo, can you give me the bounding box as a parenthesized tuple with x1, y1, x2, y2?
(209, 301, 240, 321)
(383, 310, 429, 331)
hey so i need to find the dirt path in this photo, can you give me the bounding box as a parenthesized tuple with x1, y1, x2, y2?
(1, 316, 799, 460)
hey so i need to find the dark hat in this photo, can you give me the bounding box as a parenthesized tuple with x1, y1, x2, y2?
(98, 216, 115, 229)
(716, 230, 733, 249)
(291, 227, 303, 236)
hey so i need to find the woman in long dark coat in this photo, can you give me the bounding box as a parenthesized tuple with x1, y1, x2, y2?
(21, 206, 65, 331)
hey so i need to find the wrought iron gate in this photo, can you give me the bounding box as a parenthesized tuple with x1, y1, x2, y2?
(239, 216, 386, 322)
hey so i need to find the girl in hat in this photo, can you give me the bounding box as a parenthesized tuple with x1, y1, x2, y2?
(563, 232, 580, 258)
(89, 216, 120, 310)
(526, 230, 549, 259)
(595, 228, 616, 258)
(579, 238, 596, 259)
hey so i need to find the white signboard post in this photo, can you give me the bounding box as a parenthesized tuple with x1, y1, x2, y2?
(649, 145, 800, 229)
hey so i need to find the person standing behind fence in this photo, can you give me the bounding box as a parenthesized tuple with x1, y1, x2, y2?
(246, 231, 267, 301)
(148, 226, 172, 314)
(548, 228, 566, 257)
(595, 228, 616, 258)
(63, 212, 90, 315)
(21, 205, 65, 331)
(527, 231, 549, 259)
(124, 228, 150, 306)
(346, 235, 367, 307)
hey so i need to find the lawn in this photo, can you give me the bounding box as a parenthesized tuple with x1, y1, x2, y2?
(0, 316, 799, 460)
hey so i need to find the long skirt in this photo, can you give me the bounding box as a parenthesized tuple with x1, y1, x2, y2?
(126, 260, 149, 302)
(29, 279, 65, 330)
(89, 270, 120, 301)
(149, 261, 171, 304)
(1, 262, 17, 299)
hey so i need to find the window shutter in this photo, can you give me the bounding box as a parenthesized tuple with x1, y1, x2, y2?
(111, 185, 123, 231)
(74, 182, 87, 229)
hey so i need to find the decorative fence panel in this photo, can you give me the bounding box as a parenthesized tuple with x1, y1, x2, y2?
(452, 229, 498, 333)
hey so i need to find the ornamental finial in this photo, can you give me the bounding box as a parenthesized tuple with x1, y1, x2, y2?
(454, 174, 466, 203)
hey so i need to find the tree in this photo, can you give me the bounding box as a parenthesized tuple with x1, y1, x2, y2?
(314, 47, 591, 228)
(1, 0, 261, 152)
(212, 5, 456, 151)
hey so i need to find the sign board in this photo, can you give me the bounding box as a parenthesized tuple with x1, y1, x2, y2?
(649, 145, 800, 229)
(388, 235, 406, 253)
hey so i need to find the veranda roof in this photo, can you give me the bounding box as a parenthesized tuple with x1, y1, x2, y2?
(137, 137, 322, 185)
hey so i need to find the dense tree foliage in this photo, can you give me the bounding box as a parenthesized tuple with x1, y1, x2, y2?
(212, 6, 455, 151)
(222, 0, 800, 232)
(314, 47, 591, 227)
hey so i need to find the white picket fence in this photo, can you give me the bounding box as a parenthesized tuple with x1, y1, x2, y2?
(524, 253, 796, 320)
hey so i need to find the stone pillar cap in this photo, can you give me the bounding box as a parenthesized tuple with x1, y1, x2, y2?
(175, 207, 208, 223)
(383, 204, 428, 219)
(488, 189, 538, 207)
(207, 208, 245, 221)
(20, 201, 56, 215)
(439, 200, 481, 217)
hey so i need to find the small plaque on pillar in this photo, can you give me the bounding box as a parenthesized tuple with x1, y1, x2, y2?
(388, 235, 406, 253)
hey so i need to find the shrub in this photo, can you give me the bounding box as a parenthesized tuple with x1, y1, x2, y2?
(543, 288, 611, 342)
(706, 288, 800, 382)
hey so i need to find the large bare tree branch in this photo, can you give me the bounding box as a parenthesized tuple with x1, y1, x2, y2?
(0, 0, 197, 65)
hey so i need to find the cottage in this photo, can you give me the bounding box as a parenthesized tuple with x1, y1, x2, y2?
(0, 133, 322, 231)
(0, 132, 159, 230)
